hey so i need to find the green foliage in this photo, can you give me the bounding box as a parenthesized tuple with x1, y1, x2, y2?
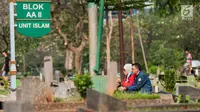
(149, 65, 158, 74)
(185, 95, 191, 103)
(54, 97, 65, 103)
(113, 91, 160, 100)
(159, 69, 177, 93)
(0, 89, 9, 95)
(16, 79, 21, 87)
(154, 0, 180, 17)
(60, 67, 67, 76)
(23, 72, 33, 77)
(2, 78, 8, 90)
(148, 41, 185, 69)
(176, 94, 182, 103)
(105, 0, 150, 10)
(73, 74, 93, 98)
(176, 95, 191, 103)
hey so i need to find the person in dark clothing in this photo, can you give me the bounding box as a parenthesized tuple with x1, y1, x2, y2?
(1, 50, 9, 79)
(119, 63, 152, 93)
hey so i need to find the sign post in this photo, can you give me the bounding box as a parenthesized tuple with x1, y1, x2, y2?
(9, 0, 17, 90)
(9, 0, 51, 91)
(16, 1, 51, 38)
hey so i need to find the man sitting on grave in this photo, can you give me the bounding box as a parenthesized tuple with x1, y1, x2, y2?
(117, 64, 136, 89)
(119, 63, 152, 93)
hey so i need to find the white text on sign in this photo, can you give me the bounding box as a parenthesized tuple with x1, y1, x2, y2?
(23, 4, 44, 10)
(18, 23, 50, 28)
(23, 4, 44, 18)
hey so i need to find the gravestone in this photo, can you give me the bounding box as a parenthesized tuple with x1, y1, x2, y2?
(176, 85, 200, 100)
(160, 94, 174, 103)
(44, 56, 54, 102)
(4, 101, 33, 112)
(54, 82, 71, 98)
(87, 89, 126, 112)
(54, 80, 77, 98)
(187, 75, 196, 86)
(54, 70, 61, 83)
(92, 76, 107, 93)
(16, 76, 48, 103)
(40, 68, 44, 81)
(106, 61, 117, 96)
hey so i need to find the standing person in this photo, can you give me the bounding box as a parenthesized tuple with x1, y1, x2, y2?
(1, 50, 10, 81)
(119, 63, 152, 93)
(185, 48, 192, 74)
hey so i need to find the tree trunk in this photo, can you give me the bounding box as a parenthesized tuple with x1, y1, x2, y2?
(136, 11, 148, 73)
(88, 2, 97, 76)
(65, 48, 73, 70)
(106, 11, 113, 76)
(118, 9, 125, 80)
(75, 52, 82, 75)
(130, 9, 135, 64)
(23, 54, 26, 73)
(106, 38, 111, 76)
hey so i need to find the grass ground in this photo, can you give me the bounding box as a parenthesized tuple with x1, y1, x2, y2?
(113, 91, 160, 100)
(0, 89, 9, 95)
(16, 79, 21, 87)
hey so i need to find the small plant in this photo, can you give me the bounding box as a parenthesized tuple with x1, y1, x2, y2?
(176, 94, 182, 103)
(185, 95, 191, 103)
(159, 69, 177, 93)
(2, 78, 8, 90)
(54, 97, 65, 103)
(73, 73, 93, 98)
(176, 95, 191, 103)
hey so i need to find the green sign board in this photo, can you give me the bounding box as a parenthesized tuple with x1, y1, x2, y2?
(17, 21, 50, 37)
(16, 1, 51, 38)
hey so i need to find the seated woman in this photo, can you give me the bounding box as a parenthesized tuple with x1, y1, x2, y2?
(117, 64, 136, 89)
(119, 63, 152, 93)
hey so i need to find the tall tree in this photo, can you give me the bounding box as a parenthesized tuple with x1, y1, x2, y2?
(106, 11, 114, 76)
(52, 0, 88, 74)
(0, 0, 9, 50)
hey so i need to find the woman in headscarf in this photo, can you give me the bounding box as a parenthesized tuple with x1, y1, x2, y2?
(117, 64, 136, 88)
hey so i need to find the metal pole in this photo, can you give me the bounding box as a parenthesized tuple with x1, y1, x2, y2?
(118, 5, 125, 80)
(88, 2, 97, 76)
(9, 0, 17, 90)
(94, 0, 104, 74)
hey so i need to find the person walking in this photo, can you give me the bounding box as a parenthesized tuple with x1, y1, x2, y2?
(1, 50, 10, 81)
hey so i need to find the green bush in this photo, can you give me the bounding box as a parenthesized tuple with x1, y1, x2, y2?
(73, 74, 93, 98)
(149, 66, 158, 74)
(159, 69, 177, 93)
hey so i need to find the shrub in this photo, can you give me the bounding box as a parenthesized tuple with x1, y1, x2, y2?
(159, 69, 177, 93)
(73, 74, 93, 98)
(149, 66, 158, 74)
